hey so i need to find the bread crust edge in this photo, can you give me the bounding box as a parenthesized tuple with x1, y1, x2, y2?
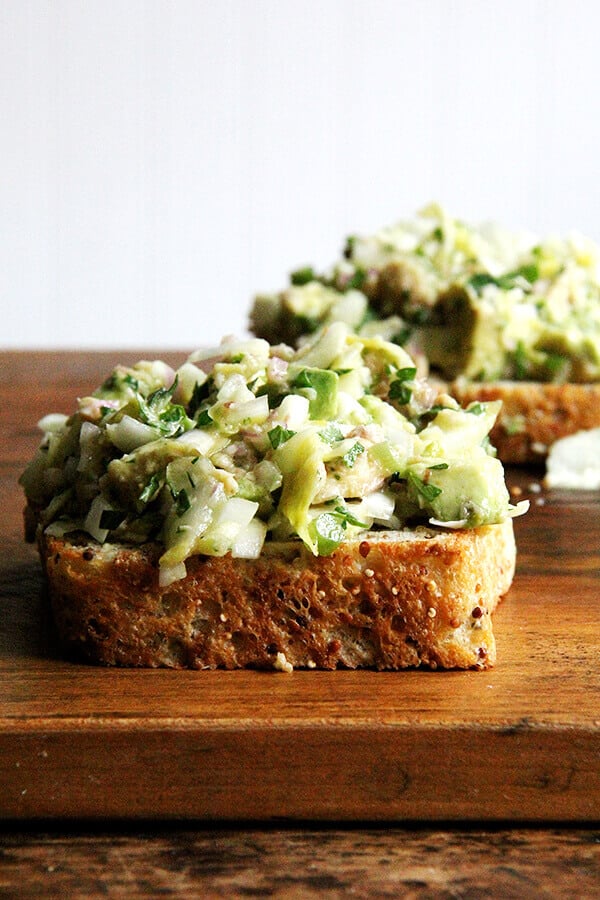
(39, 520, 516, 671)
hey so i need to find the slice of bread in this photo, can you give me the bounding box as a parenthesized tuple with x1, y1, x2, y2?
(40, 519, 515, 671)
(450, 380, 600, 464)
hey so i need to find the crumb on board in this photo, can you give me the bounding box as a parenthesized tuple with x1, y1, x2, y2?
(274, 651, 293, 673)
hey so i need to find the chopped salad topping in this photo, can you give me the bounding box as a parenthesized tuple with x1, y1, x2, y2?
(21, 324, 526, 585)
(251, 203, 600, 383)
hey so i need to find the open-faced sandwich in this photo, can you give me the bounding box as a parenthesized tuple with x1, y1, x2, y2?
(21, 324, 525, 670)
(251, 204, 600, 463)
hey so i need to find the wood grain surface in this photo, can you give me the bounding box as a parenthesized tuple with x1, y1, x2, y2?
(1, 351, 599, 822)
(1, 825, 599, 898)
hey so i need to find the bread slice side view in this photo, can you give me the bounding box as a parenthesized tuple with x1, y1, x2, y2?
(41, 519, 516, 671)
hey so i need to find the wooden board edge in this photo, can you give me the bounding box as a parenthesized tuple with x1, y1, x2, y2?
(1, 722, 598, 822)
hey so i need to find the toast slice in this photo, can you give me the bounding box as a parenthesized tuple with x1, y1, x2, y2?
(22, 326, 524, 671)
(41, 520, 515, 670)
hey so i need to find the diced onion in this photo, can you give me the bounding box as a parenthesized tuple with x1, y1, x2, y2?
(106, 416, 158, 451)
(38, 413, 68, 433)
(176, 428, 217, 455)
(159, 560, 187, 587)
(231, 518, 267, 558)
(77, 421, 101, 473)
(83, 496, 113, 543)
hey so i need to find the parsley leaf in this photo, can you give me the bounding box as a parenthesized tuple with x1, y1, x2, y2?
(513, 341, 529, 379)
(268, 425, 296, 449)
(188, 378, 212, 417)
(290, 265, 316, 286)
(345, 267, 367, 291)
(196, 408, 213, 427)
(167, 484, 191, 517)
(319, 423, 344, 444)
(138, 376, 188, 438)
(333, 505, 368, 528)
(313, 513, 346, 555)
(407, 471, 442, 502)
(342, 441, 365, 468)
(392, 326, 413, 347)
(389, 366, 417, 404)
(312, 503, 368, 555)
(468, 263, 539, 295)
(139, 473, 162, 504)
(466, 402, 486, 416)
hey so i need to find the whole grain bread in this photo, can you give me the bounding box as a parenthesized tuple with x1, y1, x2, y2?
(450, 380, 600, 464)
(40, 519, 516, 671)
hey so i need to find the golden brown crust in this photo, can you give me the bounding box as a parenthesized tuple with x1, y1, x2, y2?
(451, 380, 600, 464)
(39, 521, 516, 671)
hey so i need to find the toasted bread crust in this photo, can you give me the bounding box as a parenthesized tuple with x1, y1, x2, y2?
(39, 521, 515, 670)
(450, 380, 600, 464)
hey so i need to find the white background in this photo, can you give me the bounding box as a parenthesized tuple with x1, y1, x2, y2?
(3, 0, 600, 350)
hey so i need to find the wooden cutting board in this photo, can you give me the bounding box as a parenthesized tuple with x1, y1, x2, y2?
(1, 352, 599, 821)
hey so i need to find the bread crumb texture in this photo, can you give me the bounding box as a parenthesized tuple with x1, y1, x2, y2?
(42, 520, 515, 671)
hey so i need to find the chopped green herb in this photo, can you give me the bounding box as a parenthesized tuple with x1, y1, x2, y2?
(319, 423, 344, 444)
(389, 382, 412, 405)
(312, 503, 368, 554)
(256, 383, 287, 409)
(196, 408, 213, 427)
(467, 273, 498, 292)
(428, 462, 449, 470)
(290, 265, 316, 286)
(291, 369, 313, 389)
(172, 487, 191, 516)
(389, 366, 417, 404)
(544, 352, 568, 377)
(268, 425, 296, 449)
(137, 376, 188, 438)
(346, 267, 367, 291)
(101, 373, 118, 391)
(408, 472, 442, 502)
(139, 473, 162, 504)
(146, 376, 178, 409)
(313, 512, 346, 555)
(188, 378, 211, 417)
(333, 505, 368, 528)
(513, 341, 529, 379)
(392, 326, 413, 347)
(123, 374, 139, 390)
(342, 441, 365, 468)
(466, 402, 486, 416)
(510, 263, 539, 284)
(294, 314, 321, 335)
(468, 264, 539, 295)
